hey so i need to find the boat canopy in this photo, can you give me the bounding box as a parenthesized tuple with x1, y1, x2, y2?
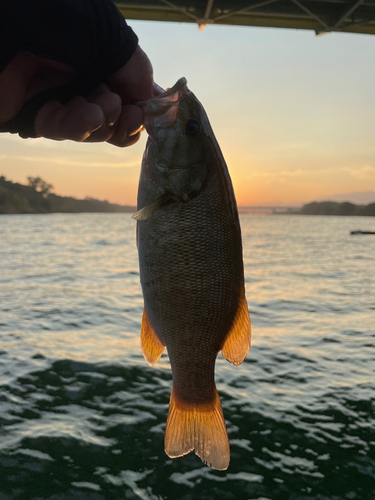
(114, 0, 375, 35)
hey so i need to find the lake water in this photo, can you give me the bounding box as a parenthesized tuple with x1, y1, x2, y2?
(0, 213, 374, 500)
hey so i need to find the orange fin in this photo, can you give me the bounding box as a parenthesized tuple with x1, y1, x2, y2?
(221, 291, 251, 366)
(164, 387, 230, 470)
(141, 309, 165, 366)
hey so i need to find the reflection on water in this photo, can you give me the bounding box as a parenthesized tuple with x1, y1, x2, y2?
(0, 213, 374, 499)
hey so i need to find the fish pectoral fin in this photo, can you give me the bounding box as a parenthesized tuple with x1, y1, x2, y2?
(221, 291, 251, 366)
(132, 194, 170, 221)
(165, 387, 230, 471)
(141, 308, 165, 366)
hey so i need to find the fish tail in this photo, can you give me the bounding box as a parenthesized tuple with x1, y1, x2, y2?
(164, 386, 230, 470)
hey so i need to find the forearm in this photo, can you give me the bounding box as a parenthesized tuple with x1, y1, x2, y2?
(0, 0, 138, 77)
(0, 0, 153, 145)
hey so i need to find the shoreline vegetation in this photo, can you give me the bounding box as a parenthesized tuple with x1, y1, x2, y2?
(1, 176, 375, 216)
(298, 201, 375, 216)
(0, 176, 135, 214)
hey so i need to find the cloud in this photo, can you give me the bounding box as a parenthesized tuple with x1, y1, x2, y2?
(346, 164, 375, 179)
(245, 169, 303, 179)
(4, 154, 139, 169)
(277, 143, 312, 150)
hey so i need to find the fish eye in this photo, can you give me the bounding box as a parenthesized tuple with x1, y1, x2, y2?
(185, 119, 201, 136)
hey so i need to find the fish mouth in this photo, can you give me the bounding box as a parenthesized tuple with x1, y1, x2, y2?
(139, 78, 188, 103)
(137, 78, 189, 128)
(155, 78, 187, 99)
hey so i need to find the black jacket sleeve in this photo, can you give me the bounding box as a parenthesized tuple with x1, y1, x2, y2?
(0, 0, 139, 137)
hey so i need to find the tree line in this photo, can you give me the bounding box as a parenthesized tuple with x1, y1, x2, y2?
(2, 176, 374, 216)
(299, 201, 375, 216)
(0, 176, 135, 214)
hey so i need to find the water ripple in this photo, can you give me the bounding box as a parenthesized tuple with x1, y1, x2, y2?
(0, 214, 374, 499)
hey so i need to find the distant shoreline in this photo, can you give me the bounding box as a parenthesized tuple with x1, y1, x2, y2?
(1, 177, 374, 216)
(239, 201, 375, 216)
(0, 176, 135, 215)
(295, 201, 375, 216)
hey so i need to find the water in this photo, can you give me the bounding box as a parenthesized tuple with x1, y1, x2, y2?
(0, 213, 374, 500)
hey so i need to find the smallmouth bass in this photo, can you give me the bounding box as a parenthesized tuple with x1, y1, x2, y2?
(133, 78, 251, 470)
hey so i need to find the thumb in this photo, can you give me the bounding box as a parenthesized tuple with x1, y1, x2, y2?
(107, 46, 154, 103)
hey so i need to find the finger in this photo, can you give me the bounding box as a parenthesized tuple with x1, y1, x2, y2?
(153, 83, 165, 96)
(92, 89, 121, 125)
(35, 96, 104, 141)
(83, 89, 122, 142)
(107, 46, 154, 102)
(110, 130, 141, 148)
(0, 52, 75, 125)
(0, 52, 46, 124)
(107, 104, 144, 147)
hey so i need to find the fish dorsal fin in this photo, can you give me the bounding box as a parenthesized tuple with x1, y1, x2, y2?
(221, 291, 251, 366)
(165, 387, 230, 470)
(132, 194, 170, 221)
(141, 308, 165, 366)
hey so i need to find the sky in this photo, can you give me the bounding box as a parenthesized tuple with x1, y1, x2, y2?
(1, 20, 375, 206)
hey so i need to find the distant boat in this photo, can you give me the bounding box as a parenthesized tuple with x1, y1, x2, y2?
(350, 230, 375, 235)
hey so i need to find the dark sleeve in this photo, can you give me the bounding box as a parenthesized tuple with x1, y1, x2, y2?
(0, 0, 138, 77)
(0, 0, 139, 138)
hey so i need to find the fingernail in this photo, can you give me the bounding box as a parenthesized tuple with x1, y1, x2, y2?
(129, 124, 145, 136)
(89, 124, 102, 134)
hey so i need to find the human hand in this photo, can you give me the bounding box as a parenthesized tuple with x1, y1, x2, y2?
(0, 46, 153, 147)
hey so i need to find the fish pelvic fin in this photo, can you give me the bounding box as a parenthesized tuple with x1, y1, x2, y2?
(132, 194, 170, 221)
(141, 308, 165, 366)
(221, 291, 251, 366)
(164, 387, 230, 470)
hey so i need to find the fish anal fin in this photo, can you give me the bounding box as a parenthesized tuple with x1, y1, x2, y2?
(221, 292, 251, 366)
(141, 309, 165, 366)
(165, 388, 230, 471)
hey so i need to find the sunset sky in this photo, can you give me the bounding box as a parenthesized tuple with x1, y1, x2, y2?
(1, 20, 375, 206)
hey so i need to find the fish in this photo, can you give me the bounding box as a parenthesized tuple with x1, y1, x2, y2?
(133, 78, 251, 470)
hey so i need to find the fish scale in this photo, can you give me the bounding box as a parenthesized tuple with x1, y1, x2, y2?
(134, 78, 251, 470)
(140, 177, 240, 346)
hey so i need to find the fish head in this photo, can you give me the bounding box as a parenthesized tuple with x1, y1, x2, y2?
(139, 78, 212, 202)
